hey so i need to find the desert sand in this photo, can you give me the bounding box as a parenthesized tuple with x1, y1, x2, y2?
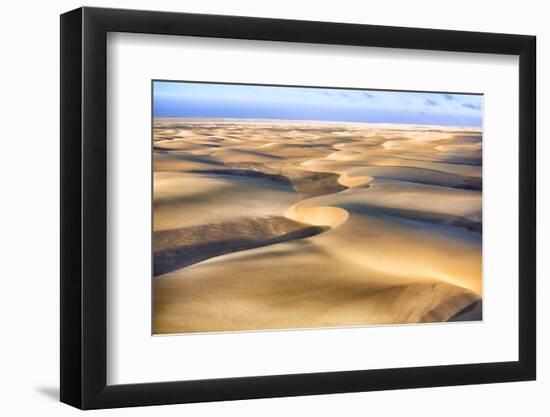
(152, 118, 482, 334)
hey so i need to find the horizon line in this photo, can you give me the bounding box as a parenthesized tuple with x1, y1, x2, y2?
(153, 116, 483, 129)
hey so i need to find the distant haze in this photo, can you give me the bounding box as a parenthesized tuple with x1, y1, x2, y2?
(153, 81, 483, 127)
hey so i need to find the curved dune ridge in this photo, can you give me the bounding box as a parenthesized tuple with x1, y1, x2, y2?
(152, 118, 482, 334)
(282, 162, 371, 228)
(284, 204, 349, 228)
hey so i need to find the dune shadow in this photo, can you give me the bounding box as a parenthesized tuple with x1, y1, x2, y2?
(448, 299, 483, 322)
(189, 168, 292, 186)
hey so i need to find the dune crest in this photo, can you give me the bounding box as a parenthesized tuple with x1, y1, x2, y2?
(284, 204, 349, 228)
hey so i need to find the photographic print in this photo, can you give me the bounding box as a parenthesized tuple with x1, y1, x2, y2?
(152, 81, 483, 335)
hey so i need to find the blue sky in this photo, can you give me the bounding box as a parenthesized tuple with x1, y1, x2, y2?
(153, 81, 483, 127)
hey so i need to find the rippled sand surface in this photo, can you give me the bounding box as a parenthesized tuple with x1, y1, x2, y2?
(153, 118, 482, 334)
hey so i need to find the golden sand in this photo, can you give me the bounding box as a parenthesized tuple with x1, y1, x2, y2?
(152, 119, 482, 334)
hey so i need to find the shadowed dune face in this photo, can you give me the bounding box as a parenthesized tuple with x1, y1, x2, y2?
(153, 118, 482, 334)
(153, 216, 327, 276)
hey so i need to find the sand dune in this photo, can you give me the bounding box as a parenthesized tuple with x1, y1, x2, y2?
(154, 216, 326, 276)
(153, 118, 482, 334)
(153, 171, 301, 231)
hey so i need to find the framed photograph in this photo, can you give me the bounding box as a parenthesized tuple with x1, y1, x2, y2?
(60, 6, 536, 409)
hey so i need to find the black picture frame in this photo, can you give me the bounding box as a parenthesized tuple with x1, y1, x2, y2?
(60, 6, 536, 410)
